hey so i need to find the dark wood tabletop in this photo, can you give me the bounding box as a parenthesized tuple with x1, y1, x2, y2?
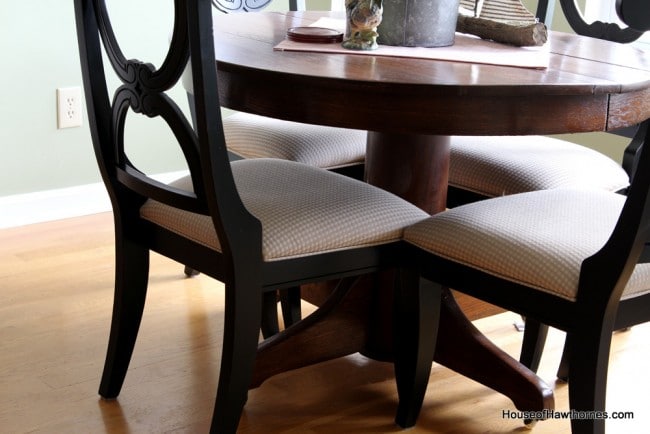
(214, 11, 650, 136)
(213, 10, 650, 420)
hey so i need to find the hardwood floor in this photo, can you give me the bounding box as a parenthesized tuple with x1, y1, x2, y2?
(1, 212, 648, 433)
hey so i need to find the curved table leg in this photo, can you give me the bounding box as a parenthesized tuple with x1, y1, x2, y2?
(435, 288, 555, 412)
(251, 277, 370, 387)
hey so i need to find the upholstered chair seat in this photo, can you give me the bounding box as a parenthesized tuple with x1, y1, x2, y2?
(223, 113, 367, 170)
(404, 188, 650, 301)
(449, 136, 630, 198)
(142, 158, 428, 261)
(182, 66, 367, 173)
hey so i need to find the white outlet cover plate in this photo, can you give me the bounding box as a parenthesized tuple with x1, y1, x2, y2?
(57, 87, 83, 129)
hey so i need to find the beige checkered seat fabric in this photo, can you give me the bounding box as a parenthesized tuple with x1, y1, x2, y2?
(141, 158, 428, 261)
(404, 188, 650, 301)
(224, 112, 366, 169)
(183, 67, 366, 171)
(449, 136, 630, 197)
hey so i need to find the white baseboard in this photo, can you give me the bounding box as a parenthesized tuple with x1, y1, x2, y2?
(0, 171, 188, 229)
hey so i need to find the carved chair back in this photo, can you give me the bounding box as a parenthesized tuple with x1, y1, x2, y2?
(76, 0, 260, 267)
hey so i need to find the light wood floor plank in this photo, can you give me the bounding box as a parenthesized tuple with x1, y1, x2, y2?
(1, 212, 648, 433)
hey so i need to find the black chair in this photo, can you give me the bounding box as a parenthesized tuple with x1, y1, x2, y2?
(398, 123, 650, 434)
(513, 0, 650, 379)
(520, 125, 650, 380)
(452, 0, 650, 380)
(73, 0, 429, 432)
(396, 65, 650, 434)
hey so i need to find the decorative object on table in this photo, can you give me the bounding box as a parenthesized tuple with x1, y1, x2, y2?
(287, 27, 344, 43)
(342, 0, 383, 50)
(378, 0, 461, 47)
(457, 0, 547, 46)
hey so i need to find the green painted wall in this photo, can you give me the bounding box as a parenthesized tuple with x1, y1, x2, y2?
(1, 2, 183, 196)
(0, 0, 292, 197)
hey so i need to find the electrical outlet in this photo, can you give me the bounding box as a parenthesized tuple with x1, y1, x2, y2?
(57, 87, 83, 129)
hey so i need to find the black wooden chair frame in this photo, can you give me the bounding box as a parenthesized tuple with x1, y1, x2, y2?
(74, 0, 409, 431)
(397, 119, 650, 433)
(517, 0, 650, 378)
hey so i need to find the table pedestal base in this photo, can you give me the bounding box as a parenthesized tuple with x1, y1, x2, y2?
(365, 131, 450, 214)
(252, 276, 553, 413)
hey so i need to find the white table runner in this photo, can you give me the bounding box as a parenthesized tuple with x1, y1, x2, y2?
(274, 18, 549, 69)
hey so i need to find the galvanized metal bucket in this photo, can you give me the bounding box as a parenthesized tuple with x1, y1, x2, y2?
(378, 0, 461, 47)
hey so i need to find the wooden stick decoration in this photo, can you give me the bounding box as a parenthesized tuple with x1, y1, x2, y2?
(457, 15, 548, 46)
(456, 0, 548, 46)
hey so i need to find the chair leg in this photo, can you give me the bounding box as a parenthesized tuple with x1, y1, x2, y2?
(566, 326, 613, 434)
(554, 314, 628, 383)
(394, 273, 442, 428)
(260, 287, 303, 339)
(99, 236, 150, 399)
(519, 318, 549, 372)
(279, 286, 302, 328)
(211, 280, 263, 433)
(556, 335, 572, 382)
(260, 291, 280, 339)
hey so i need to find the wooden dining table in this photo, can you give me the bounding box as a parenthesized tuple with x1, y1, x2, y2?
(211, 10, 650, 417)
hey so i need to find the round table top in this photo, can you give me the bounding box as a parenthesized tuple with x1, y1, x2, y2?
(212, 11, 650, 136)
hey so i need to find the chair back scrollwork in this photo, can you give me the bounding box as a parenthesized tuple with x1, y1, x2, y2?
(616, 0, 650, 32)
(75, 0, 257, 249)
(557, 0, 644, 42)
(212, 0, 273, 13)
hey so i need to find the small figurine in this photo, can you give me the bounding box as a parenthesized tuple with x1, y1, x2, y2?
(342, 0, 383, 50)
